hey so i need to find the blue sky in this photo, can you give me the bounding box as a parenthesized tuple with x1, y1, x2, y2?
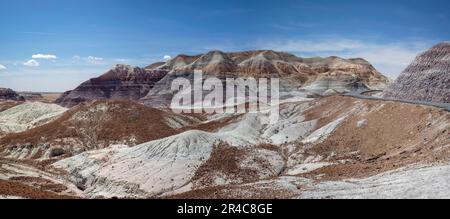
(0, 0, 449, 92)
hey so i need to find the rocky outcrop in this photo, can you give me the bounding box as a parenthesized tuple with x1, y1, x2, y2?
(0, 88, 25, 101)
(152, 51, 388, 87)
(383, 42, 450, 103)
(55, 64, 168, 107)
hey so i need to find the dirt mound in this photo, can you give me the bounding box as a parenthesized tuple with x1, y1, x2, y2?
(192, 143, 284, 188)
(0, 100, 179, 159)
(383, 42, 450, 103)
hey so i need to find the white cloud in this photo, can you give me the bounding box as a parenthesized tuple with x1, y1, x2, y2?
(32, 54, 57, 59)
(0, 64, 6, 71)
(163, 55, 172, 60)
(88, 56, 103, 61)
(23, 59, 40, 67)
(86, 56, 104, 64)
(71, 55, 105, 64)
(258, 38, 432, 77)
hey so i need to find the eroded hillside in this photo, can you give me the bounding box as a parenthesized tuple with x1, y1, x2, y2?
(1, 95, 447, 199)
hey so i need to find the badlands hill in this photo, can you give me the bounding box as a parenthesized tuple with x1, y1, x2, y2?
(142, 50, 389, 106)
(0, 88, 24, 101)
(0, 102, 67, 138)
(0, 100, 195, 160)
(383, 42, 450, 103)
(56, 50, 389, 107)
(55, 64, 168, 107)
(153, 50, 387, 86)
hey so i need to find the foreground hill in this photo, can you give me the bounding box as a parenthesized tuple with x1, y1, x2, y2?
(383, 42, 450, 103)
(0, 95, 448, 198)
(0, 100, 195, 160)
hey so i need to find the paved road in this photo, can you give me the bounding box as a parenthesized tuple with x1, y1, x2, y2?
(344, 91, 450, 112)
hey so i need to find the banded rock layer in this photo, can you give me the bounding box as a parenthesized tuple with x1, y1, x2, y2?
(383, 42, 450, 103)
(142, 50, 389, 106)
(55, 65, 168, 107)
